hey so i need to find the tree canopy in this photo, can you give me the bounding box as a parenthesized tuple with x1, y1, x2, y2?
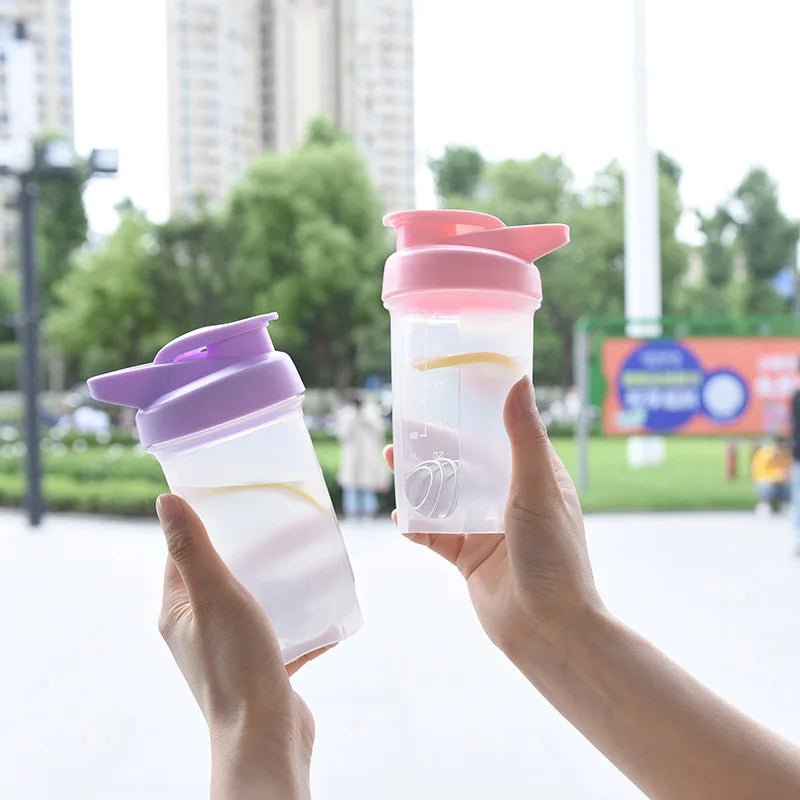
(48, 120, 388, 388)
(46, 121, 799, 389)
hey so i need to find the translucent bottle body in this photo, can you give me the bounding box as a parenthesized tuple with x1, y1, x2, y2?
(152, 399, 362, 663)
(388, 297, 534, 534)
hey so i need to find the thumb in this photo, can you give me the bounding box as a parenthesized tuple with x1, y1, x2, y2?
(156, 494, 232, 606)
(503, 376, 560, 515)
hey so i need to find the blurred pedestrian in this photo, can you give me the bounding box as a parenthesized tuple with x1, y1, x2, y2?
(791, 380, 800, 553)
(751, 436, 790, 515)
(336, 393, 387, 520)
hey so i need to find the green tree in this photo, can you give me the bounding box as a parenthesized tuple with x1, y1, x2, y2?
(698, 206, 735, 288)
(222, 118, 388, 388)
(672, 205, 738, 318)
(734, 167, 799, 280)
(36, 134, 89, 308)
(657, 152, 690, 311)
(429, 146, 485, 200)
(153, 210, 237, 332)
(732, 167, 799, 313)
(47, 207, 166, 377)
(537, 164, 625, 384)
(431, 150, 688, 385)
(478, 155, 576, 223)
(48, 119, 391, 387)
(0, 273, 18, 342)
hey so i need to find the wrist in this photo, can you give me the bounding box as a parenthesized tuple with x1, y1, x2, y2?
(210, 715, 310, 800)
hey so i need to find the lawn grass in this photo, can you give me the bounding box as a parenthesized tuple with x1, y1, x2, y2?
(0, 435, 758, 516)
(316, 435, 758, 514)
(553, 438, 756, 513)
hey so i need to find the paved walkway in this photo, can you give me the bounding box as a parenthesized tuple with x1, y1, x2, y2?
(2, 509, 799, 799)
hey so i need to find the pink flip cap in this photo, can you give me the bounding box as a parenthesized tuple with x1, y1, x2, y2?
(381, 209, 569, 308)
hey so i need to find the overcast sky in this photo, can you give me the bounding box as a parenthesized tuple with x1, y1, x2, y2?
(72, 0, 800, 242)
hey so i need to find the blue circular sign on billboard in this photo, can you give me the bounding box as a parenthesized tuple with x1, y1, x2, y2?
(700, 369, 749, 422)
(617, 340, 705, 432)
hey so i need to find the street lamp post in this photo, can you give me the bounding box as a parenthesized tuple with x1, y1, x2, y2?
(2, 140, 118, 526)
(18, 170, 42, 524)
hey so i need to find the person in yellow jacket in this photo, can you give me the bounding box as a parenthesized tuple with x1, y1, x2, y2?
(751, 436, 791, 514)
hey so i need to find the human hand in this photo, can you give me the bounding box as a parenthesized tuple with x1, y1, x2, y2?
(388, 380, 800, 800)
(384, 376, 604, 663)
(156, 494, 329, 800)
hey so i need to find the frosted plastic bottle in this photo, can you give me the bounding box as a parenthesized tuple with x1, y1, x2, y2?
(88, 313, 362, 663)
(382, 210, 569, 534)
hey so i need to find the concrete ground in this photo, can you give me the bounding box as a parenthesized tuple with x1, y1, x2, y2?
(1, 509, 799, 799)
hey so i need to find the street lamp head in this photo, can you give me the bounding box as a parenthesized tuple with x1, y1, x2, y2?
(88, 148, 119, 176)
(38, 139, 78, 174)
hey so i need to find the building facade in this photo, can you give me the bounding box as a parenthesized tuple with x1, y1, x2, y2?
(353, 0, 414, 213)
(0, 0, 74, 270)
(167, 0, 414, 216)
(167, 0, 263, 215)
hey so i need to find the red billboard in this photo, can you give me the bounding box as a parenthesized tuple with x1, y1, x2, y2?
(601, 337, 800, 436)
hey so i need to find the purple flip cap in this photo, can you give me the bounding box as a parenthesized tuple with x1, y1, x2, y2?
(87, 313, 305, 448)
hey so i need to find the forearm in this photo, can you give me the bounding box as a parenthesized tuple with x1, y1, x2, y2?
(512, 607, 800, 800)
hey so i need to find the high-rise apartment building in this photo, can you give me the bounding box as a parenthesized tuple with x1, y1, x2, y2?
(167, 0, 263, 215)
(167, 0, 414, 216)
(260, 0, 357, 154)
(0, 0, 74, 269)
(353, 0, 414, 213)
(0, 0, 72, 136)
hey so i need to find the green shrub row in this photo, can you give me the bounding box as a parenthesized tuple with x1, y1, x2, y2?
(0, 473, 166, 516)
(48, 429, 141, 448)
(0, 427, 337, 449)
(0, 449, 165, 482)
(0, 440, 395, 517)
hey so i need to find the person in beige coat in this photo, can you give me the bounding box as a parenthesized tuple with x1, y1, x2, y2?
(336, 394, 387, 519)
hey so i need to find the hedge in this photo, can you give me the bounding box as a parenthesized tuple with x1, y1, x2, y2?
(0, 440, 395, 517)
(2, 427, 334, 449)
(0, 342, 19, 391)
(0, 473, 166, 516)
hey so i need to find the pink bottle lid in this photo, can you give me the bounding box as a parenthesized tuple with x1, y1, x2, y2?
(382, 209, 569, 310)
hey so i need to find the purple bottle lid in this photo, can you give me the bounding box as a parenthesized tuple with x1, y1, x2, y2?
(87, 313, 305, 448)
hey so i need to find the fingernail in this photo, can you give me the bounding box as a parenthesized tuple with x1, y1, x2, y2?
(518, 375, 535, 415)
(156, 494, 184, 525)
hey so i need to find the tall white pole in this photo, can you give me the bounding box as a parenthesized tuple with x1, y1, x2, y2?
(625, 0, 661, 337)
(624, 0, 664, 467)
